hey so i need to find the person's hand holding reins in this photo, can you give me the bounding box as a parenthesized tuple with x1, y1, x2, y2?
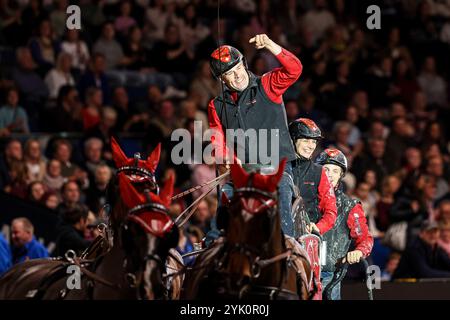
(342, 250, 363, 264)
(249, 34, 282, 55)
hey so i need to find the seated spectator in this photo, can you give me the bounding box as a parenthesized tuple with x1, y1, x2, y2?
(426, 155, 449, 200)
(393, 221, 450, 279)
(417, 56, 448, 108)
(0, 232, 12, 275)
(43, 192, 61, 211)
(78, 53, 110, 105)
(381, 252, 401, 281)
(0, 139, 23, 190)
(0, 87, 29, 136)
(27, 181, 47, 205)
(57, 181, 82, 216)
(180, 100, 208, 130)
(178, 3, 210, 53)
(122, 26, 148, 71)
(85, 107, 117, 155)
(24, 138, 46, 183)
(53, 204, 91, 257)
(50, 85, 83, 132)
(60, 29, 90, 73)
(93, 22, 128, 71)
(148, 100, 179, 138)
(301, 0, 336, 45)
(385, 116, 415, 172)
(82, 137, 105, 182)
(438, 220, 450, 257)
(190, 197, 215, 235)
(376, 175, 401, 232)
(81, 87, 102, 131)
(49, 0, 69, 39)
(114, 1, 137, 36)
(43, 159, 66, 193)
(4, 159, 29, 199)
(85, 164, 111, 215)
(44, 52, 75, 99)
(10, 217, 49, 264)
(391, 174, 438, 244)
(355, 181, 381, 238)
(52, 139, 88, 188)
(191, 154, 216, 200)
(11, 47, 49, 106)
(437, 200, 450, 224)
(189, 60, 219, 109)
(28, 19, 57, 76)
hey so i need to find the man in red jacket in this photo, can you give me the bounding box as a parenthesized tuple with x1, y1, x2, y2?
(206, 34, 301, 241)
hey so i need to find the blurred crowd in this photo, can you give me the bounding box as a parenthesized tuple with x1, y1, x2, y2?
(1, 0, 450, 279)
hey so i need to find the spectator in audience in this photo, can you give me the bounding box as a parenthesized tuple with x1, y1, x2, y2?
(43, 159, 66, 194)
(10, 47, 49, 129)
(0, 86, 29, 136)
(44, 52, 75, 99)
(393, 220, 450, 279)
(114, 1, 137, 36)
(82, 137, 105, 181)
(50, 0, 69, 39)
(85, 107, 117, 160)
(352, 138, 392, 191)
(438, 220, 450, 257)
(28, 19, 57, 76)
(27, 181, 46, 205)
(93, 22, 128, 71)
(10, 217, 49, 264)
(189, 60, 219, 109)
(81, 87, 103, 131)
(57, 181, 82, 216)
(301, 0, 336, 45)
(381, 252, 401, 281)
(417, 56, 448, 108)
(426, 155, 449, 200)
(23, 138, 46, 183)
(385, 116, 415, 172)
(0, 232, 12, 275)
(52, 139, 87, 187)
(85, 164, 112, 215)
(148, 99, 178, 138)
(78, 53, 110, 104)
(4, 159, 29, 199)
(60, 29, 90, 74)
(376, 175, 401, 232)
(178, 3, 210, 52)
(437, 200, 450, 224)
(43, 192, 61, 210)
(54, 204, 91, 257)
(0, 139, 23, 190)
(50, 85, 83, 132)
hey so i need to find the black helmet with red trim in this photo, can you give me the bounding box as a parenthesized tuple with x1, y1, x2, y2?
(210, 45, 245, 78)
(315, 148, 348, 173)
(289, 118, 323, 141)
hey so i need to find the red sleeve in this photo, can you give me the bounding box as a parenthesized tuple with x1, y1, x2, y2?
(315, 169, 337, 235)
(261, 48, 303, 104)
(347, 203, 374, 257)
(207, 99, 230, 163)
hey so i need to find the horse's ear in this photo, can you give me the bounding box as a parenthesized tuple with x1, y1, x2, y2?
(268, 158, 287, 191)
(230, 162, 249, 188)
(111, 136, 129, 168)
(145, 143, 161, 173)
(119, 173, 145, 208)
(159, 171, 174, 207)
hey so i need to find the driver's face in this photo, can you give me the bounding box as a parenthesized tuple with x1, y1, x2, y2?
(295, 139, 317, 159)
(220, 62, 249, 92)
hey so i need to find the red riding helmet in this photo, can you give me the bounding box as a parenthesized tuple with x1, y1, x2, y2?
(210, 45, 245, 78)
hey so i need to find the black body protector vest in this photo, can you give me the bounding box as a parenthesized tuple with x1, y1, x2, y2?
(292, 158, 323, 223)
(213, 72, 296, 165)
(322, 188, 360, 272)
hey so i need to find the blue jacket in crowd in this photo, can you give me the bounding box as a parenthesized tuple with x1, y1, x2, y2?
(11, 236, 49, 264)
(0, 233, 12, 275)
